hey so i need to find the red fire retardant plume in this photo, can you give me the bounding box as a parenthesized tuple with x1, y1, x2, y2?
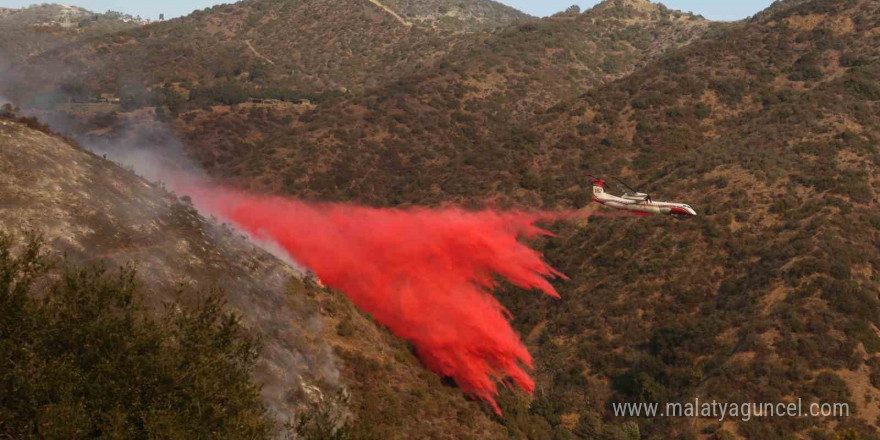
(187, 186, 566, 414)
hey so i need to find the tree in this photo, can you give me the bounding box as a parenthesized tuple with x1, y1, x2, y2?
(0, 232, 274, 440)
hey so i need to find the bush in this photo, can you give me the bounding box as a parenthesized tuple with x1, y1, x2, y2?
(694, 102, 711, 119)
(337, 317, 355, 337)
(290, 390, 375, 440)
(0, 233, 273, 440)
(789, 53, 825, 81)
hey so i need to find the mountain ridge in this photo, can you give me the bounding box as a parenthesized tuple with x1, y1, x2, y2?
(0, 4, 141, 71)
(1, 0, 533, 105)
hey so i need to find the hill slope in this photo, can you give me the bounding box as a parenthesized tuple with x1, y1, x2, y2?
(2, 0, 529, 107)
(0, 113, 509, 439)
(0, 4, 140, 71)
(497, 0, 880, 437)
(382, 0, 529, 31)
(170, 0, 711, 203)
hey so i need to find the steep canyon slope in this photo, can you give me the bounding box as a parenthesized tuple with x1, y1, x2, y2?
(0, 114, 509, 439)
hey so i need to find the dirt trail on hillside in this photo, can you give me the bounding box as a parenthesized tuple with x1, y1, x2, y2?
(245, 40, 275, 65)
(366, 0, 412, 27)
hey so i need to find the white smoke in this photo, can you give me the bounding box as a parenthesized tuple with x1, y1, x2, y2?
(15, 102, 344, 428)
(0, 52, 12, 108)
(74, 117, 308, 273)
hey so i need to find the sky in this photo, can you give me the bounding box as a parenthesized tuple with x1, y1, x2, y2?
(0, 0, 775, 21)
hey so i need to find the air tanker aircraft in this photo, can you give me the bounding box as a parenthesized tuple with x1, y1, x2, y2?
(589, 175, 697, 219)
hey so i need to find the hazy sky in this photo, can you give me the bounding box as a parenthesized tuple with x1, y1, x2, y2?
(0, 0, 775, 21)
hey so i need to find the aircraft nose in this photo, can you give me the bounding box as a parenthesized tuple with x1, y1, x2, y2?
(669, 206, 697, 219)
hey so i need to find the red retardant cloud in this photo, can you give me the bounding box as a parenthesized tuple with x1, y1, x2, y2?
(186, 186, 566, 414)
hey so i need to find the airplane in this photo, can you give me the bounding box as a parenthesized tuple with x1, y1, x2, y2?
(588, 175, 697, 219)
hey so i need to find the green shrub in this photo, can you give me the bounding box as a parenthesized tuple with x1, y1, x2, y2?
(0, 233, 273, 440)
(694, 102, 711, 119)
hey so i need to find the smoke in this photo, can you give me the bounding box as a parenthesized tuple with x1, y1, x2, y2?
(0, 53, 12, 107)
(180, 183, 568, 414)
(78, 119, 207, 181)
(3, 99, 346, 423)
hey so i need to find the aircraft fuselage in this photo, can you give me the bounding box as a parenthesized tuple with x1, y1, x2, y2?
(591, 180, 696, 219)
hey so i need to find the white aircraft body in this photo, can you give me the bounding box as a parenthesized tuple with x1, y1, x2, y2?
(590, 177, 697, 219)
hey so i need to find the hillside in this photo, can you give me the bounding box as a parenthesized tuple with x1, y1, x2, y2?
(0, 4, 140, 71)
(0, 113, 509, 439)
(169, 0, 711, 202)
(381, 0, 529, 31)
(157, 0, 878, 438)
(2, 0, 878, 438)
(492, 0, 880, 437)
(1, 0, 530, 108)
